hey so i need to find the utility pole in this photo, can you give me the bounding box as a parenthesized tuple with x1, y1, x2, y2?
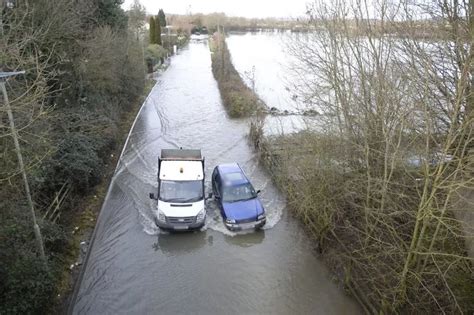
(220, 25, 225, 77)
(167, 26, 171, 53)
(1, 0, 4, 37)
(0, 71, 47, 265)
(142, 37, 147, 76)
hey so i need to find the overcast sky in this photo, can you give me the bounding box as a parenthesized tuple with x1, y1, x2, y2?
(122, 0, 310, 18)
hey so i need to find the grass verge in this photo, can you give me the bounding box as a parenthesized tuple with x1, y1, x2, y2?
(249, 122, 474, 313)
(209, 32, 266, 117)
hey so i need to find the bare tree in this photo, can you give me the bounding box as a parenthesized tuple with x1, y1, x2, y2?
(250, 0, 474, 312)
(1, 0, 81, 261)
(127, 0, 146, 40)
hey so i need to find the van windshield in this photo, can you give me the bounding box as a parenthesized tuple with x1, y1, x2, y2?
(159, 180, 203, 203)
(222, 183, 257, 203)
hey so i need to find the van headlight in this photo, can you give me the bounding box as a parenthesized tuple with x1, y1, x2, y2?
(257, 214, 266, 220)
(226, 219, 236, 224)
(196, 209, 206, 222)
(157, 209, 166, 222)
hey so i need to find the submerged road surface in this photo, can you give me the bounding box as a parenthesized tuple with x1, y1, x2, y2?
(71, 41, 359, 314)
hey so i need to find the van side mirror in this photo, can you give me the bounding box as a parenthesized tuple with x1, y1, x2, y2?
(256, 190, 261, 195)
(149, 193, 156, 200)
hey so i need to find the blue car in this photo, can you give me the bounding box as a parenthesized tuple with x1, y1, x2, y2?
(211, 163, 266, 231)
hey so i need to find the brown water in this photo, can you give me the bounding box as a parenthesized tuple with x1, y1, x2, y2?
(70, 40, 359, 314)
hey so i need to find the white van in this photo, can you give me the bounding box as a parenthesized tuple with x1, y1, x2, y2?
(149, 149, 206, 230)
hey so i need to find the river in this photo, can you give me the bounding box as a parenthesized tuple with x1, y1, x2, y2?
(70, 39, 359, 314)
(226, 32, 319, 135)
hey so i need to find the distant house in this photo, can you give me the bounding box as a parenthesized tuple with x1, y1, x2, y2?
(5, 0, 16, 8)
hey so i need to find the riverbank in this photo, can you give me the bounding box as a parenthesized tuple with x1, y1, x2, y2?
(248, 128, 376, 311)
(249, 124, 474, 313)
(219, 26, 473, 312)
(210, 33, 369, 310)
(56, 77, 156, 312)
(209, 33, 372, 310)
(209, 32, 265, 117)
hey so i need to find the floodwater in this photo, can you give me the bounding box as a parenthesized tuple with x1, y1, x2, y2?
(227, 32, 319, 135)
(227, 32, 299, 112)
(70, 40, 359, 314)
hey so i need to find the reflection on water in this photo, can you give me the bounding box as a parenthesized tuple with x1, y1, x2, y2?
(153, 231, 208, 256)
(224, 230, 265, 247)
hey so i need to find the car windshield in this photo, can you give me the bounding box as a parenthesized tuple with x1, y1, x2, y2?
(159, 180, 203, 203)
(222, 183, 257, 203)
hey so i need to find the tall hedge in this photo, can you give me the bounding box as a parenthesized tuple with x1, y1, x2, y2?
(149, 16, 156, 44)
(155, 15, 162, 45)
(0, 0, 146, 312)
(158, 9, 166, 27)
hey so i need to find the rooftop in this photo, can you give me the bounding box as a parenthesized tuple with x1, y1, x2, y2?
(217, 163, 241, 174)
(159, 160, 204, 181)
(218, 163, 250, 186)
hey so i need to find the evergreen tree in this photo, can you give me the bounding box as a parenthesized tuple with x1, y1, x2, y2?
(149, 16, 156, 44)
(97, 0, 128, 31)
(155, 16, 162, 45)
(158, 9, 166, 27)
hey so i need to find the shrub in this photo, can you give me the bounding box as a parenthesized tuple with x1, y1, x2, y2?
(0, 0, 146, 313)
(145, 44, 168, 72)
(80, 27, 124, 95)
(120, 39, 146, 107)
(0, 205, 66, 314)
(36, 133, 106, 195)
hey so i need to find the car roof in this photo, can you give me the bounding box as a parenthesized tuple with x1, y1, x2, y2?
(217, 163, 241, 173)
(217, 163, 250, 186)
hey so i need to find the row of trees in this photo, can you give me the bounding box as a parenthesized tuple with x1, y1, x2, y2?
(127, 1, 175, 73)
(149, 9, 167, 45)
(0, 0, 147, 313)
(167, 12, 305, 34)
(146, 8, 190, 73)
(149, 15, 162, 45)
(252, 0, 472, 312)
(296, 0, 473, 311)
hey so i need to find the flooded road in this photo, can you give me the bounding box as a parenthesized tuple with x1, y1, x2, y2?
(70, 40, 359, 314)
